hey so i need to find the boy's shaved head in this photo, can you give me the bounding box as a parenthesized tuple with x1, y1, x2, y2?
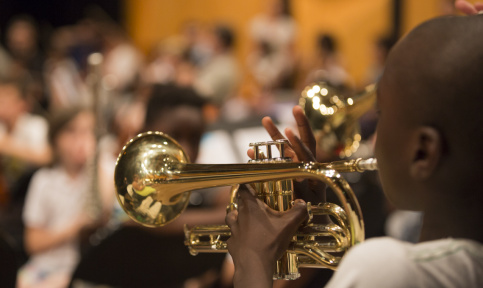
(382, 15, 483, 167)
(376, 15, 483, 210)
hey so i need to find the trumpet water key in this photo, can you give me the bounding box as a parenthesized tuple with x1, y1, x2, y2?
(114, 132, 377, 279)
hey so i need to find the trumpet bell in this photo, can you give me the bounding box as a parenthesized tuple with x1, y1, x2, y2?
(300, 82, 376, 158)
(114, 131, 191, 227)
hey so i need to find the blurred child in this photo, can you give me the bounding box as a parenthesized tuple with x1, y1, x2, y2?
(0, 79, 50, 196)
(226, 14, 483, 288)
(17, 108, 96, 288)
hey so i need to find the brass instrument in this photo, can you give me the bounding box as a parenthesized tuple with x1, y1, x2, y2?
(114, 131, 377, 279)
(300, 83, 376, 158)
(85, 53, 104, 222)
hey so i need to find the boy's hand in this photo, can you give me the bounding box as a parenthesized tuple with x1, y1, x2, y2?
(249, 106, 325, 204)
(252, 106, 316, 163)
(455, 0, 483, 14)
(226, 188, 308, 288)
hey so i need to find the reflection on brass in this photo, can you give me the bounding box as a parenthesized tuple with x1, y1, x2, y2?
(114, 132, 377, 279)
(300, 83, 376, 158)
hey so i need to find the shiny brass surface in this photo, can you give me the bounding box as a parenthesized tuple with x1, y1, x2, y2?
(114, 132, 378, 278)
(300, 83, 376, 158)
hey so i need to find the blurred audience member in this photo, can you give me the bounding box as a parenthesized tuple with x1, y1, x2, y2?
(194, 25, 240, 109)
(247, 0, 297, 90)
(142, 36, 189, 85)
(44, 27, 90, 112)
(5, 16, 44, 78)
(364, 35, 396, 85)
(100, 22, 143, 95)
(5, 16, 47, 110)
(17, 108, 97, 288)
(143, 84, 206, 166)
(0, 79, 51, 196)
(304, 33, 351, 88)
(182, 20, 213, 68)
(68, 19, 102, 77)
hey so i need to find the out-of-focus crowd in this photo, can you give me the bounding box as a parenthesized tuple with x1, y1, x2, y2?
(0, 0, 412, 287)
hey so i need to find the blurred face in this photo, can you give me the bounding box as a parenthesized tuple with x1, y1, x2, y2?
(374, 66, 418, 210)
(55, 111, 96, 171)
(0, 85, 26, 123)
(149, 106, 204, 162)
(268, 0, 284, 17)
(7, 21, 36, 54)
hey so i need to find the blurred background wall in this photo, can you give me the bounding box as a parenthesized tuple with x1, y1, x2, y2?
(125, 0, 451, 87)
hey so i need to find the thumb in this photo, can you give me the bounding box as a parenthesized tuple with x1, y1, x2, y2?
(286, 199, 308, 226)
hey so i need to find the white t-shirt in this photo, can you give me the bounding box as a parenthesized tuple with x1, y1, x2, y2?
(0, 113, 49, 190)
(250, 15, 296, 51)
(194, 53, 240, 106)
(326, 237, 483, 288)
(0, 113, 48, 152)
(21, 166, 88, 274)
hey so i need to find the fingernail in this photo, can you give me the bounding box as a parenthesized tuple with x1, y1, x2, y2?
(293, 199, 306, 206)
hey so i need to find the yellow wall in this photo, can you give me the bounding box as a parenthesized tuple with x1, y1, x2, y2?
(126, 0, 392, 87)
(125, 0, 465, 87)
(403, 0, 442, 35)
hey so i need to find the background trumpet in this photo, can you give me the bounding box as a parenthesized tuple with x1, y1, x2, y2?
(300, 82, 376, 158)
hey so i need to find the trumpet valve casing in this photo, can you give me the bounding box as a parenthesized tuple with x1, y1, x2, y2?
(249, 140, 299, 280)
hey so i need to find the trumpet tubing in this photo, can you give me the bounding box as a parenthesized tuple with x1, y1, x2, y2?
(114, 132, 377, 279)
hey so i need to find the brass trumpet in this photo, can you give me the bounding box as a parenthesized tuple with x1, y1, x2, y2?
(114, 131, 377, 280)
(300, 82, 376, 158)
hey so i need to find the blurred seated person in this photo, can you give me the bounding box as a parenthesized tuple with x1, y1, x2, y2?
(5, 16, 48, 110)
(303, 34, 351, 89)
(44, 27, 90, 112)
(100, 21, 143, 95)
(5, 16, 44, 79)
(142, 36, 190, 85)
(17, 108, 104, 288)
(248, 0, 297, 90)
(194, 25, 240, 115)
(0, 78, 51, 198)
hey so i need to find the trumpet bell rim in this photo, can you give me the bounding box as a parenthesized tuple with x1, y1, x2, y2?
(114, 131, 192, 227)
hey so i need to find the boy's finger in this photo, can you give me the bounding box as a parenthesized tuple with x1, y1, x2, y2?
(261, 116, 299, 160)
(475, 3, 483, 10)
(285, 128, 315, 162)
(284, 200, 308, 229)
(238, 188, 257, 205)
(293, 106, 316, 155)
(247, 148, 255, 159)
(262, 116, 285, 141)
(225, 210, 238, 232)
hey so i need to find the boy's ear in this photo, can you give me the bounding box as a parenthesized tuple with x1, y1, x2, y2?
(409, 126, 443, 180)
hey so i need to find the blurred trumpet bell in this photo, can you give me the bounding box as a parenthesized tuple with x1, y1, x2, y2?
(299, 82, 376, 158)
